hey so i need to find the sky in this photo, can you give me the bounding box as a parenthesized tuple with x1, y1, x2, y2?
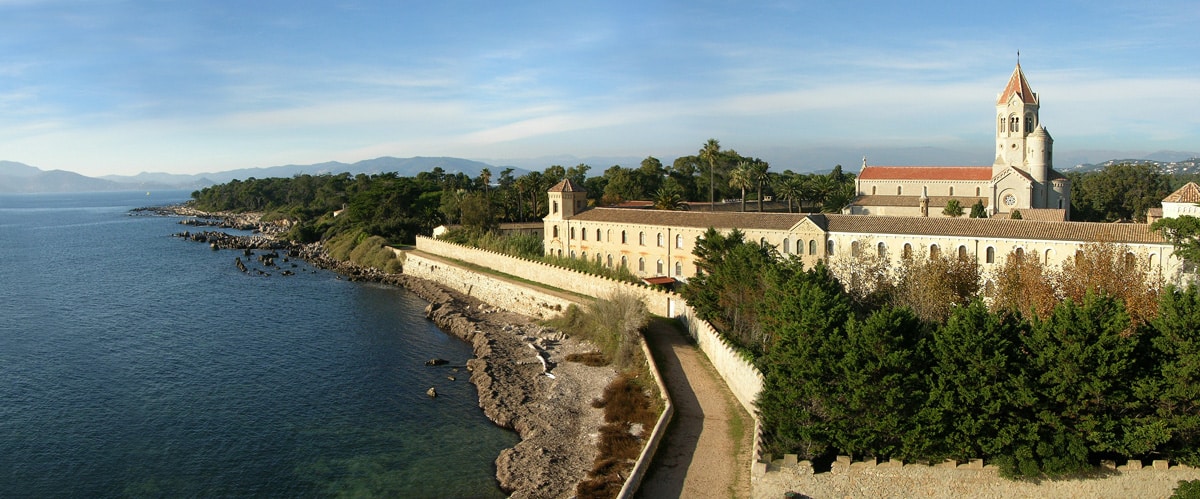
(1, 0, 1198, 177)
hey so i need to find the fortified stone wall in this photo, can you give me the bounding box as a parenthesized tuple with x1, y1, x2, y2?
(413, 236, 763, 415)
(403, 252, 576, 319)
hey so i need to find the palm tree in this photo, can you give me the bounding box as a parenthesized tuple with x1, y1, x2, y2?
(653, 185, 689, 211)
(729, 161, 753, 212)
(774, 173, 803, 213)
(810, 174, 835, 208)
(700, 138, 721, 211)
(748, 159, 770, 212)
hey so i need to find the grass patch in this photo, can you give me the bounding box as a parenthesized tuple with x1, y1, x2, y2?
(326, 230, 404, 273)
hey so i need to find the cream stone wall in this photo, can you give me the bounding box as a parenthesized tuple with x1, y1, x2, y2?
(403, 252, 577, 318)
(857, 179, 990, 198)
(826, 231, 1180, 289)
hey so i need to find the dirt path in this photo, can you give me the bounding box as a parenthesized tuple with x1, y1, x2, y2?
(638, 318, 752, 499)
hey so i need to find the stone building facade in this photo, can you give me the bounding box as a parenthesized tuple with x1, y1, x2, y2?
(543, 179, 1188, 288)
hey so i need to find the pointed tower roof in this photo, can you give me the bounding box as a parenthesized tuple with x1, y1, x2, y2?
(548, 178, 586, 193)
(997, 63, 1038, 105)
(1164, 182, 1200, 204)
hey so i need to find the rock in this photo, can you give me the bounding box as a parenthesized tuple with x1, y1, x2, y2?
(425, 358, 449, 366)
(447, 375, 456, 381)
(426, 387, 437, 398)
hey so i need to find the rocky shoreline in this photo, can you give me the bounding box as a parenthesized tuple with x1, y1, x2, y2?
(157, 205, 613, 498)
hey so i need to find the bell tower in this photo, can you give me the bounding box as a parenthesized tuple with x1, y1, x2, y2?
(994, 62, 1040, 176)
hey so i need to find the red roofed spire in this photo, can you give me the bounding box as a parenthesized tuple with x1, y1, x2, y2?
(998, 63, 1037, 105)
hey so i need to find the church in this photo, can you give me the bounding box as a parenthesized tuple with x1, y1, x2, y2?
(539, 63, 1189, 288)
(847, 63, 1072, 220)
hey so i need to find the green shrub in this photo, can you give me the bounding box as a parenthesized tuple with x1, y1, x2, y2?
(1174, 480, 1200, 499)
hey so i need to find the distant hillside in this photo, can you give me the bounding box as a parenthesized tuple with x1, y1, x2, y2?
(1, 156, 520, 193)
(1065, 153, 1200, 175)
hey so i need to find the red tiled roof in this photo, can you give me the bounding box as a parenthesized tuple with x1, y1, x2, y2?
(548, 178, 585, 193)
(998, 63, 1037, 105)
(1164, 182, 1200, 203)
(859, 166, 993, 181)
(993, 209, 1067, 222)
(644, 276, 677, 286)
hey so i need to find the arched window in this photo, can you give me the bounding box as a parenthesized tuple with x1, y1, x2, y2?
(607, 254, 613, 267)
(1025, 113, 1035, 133)
(596, 229, 601, 241)
(986, 246, 995, 264)
(998, 115, 1005, 134)
(552, 226, 559, 238)
(676, 234, 684, 249)
(872, 186, 877, 195)
(851, 240, 861, 257)
(903, 243, 912, 259)
(639, 232, 645, 245)
(1009, 115, 1019, 133)
(877, 242, 886, 258)
(1015, 247, 1025, 261)
(607, 229, 611, 241)
(827, 239, 835, 256)
(570, 250, 576, 258)
(621, 231, 627, 244)
(552, 201, 559, 214)
(675, 261, 683, 276)
(930, 244, 940, 259)
(621, 255, 628, 268)
(761, 237, 768, 247)
(596, 253, 603, 264)
(958, 245, 968, 261)
(1045, 248, 1053, 262)
(808, 240, 816, 255)
(976, 187, 981, 196)
(638, 258, 645, 272)
(570, 227, 576, 239)
(657, 233, 664, 247)
(581, 251, 586, 260)
(1150, 254, 1158, 267)
(581, 227, 586, 240)
(1124, 252, 1137, 267)
(897, 185, 903, 195)
(1075, 249, 1084, 265)
(656, 260, 664, 274)
(949, 186, 954, 196)
(782, 238, 790, 254)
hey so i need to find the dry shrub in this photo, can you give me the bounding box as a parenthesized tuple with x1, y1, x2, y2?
(893, 254, 980, 323)
(1057, 242, 1162, 326)
(990, 249, 1058, 318)
(576, 372, 657, 499)
(566, 351, 610, 367)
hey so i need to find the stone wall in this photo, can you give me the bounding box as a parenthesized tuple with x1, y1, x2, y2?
(402, 252, 576, 319)
(753, 454, 1200, 499)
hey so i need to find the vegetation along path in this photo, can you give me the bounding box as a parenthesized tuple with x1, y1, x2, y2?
(638, 317, 752, 499)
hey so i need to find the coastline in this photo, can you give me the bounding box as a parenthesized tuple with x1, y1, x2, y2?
(161, 206, 614, 498)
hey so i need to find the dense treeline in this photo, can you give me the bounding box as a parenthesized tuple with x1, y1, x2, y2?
(682, 230, 1200, 478)
(1068, 162, 1200, 223)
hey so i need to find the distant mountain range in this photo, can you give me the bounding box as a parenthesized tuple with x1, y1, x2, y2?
(0, 157, 515, 194)
(5, 151, 1199, 194)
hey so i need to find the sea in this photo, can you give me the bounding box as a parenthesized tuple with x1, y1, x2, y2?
(0, 190, 517, 498)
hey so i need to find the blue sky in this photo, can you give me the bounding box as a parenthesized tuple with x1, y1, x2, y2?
(1, 0, 1197, 176)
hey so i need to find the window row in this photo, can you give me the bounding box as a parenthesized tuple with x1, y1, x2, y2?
(558, 226, 687, 249)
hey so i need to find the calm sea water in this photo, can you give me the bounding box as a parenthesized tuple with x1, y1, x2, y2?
(0, 191, 516, 498)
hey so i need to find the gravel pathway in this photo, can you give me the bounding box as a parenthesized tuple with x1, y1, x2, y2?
(638, 318, 752, 499)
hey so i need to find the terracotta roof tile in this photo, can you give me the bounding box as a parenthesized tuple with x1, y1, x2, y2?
(993, 209, 1066, 222)
(569, 207, 811, 231)
(1164, 182, 1200, 203)
(859, 166, 993, 181)
(548, 178, 585, 193)
(998, 63, 1038, 105)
